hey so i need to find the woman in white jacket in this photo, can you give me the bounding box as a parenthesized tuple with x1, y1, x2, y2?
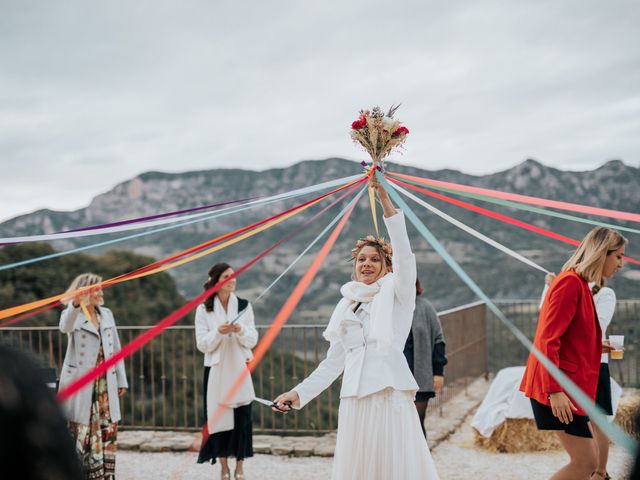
(274, 178, 439, 480)
(58, 273, 128, 480)
(195, 262, 258, 480)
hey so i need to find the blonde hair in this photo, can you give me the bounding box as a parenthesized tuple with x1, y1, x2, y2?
(562, 227, 627, 294)
(351, 236, 393, 267)
(62, 273, 103, 306)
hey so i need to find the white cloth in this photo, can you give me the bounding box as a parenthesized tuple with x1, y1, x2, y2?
(472, 366, 623, 438)
(194, 295, 258, 434)
(332, 388, 439, 480)
(324, 273, 395, 352)
(195, 295, 257, 366)
(292, 211, 418, 408)
(593, 287, 616, 363)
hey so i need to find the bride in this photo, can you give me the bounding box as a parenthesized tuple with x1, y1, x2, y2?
(274, 176, 439, 479)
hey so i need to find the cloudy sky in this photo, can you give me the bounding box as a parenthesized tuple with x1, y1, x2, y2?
(1, 1, 639, 222)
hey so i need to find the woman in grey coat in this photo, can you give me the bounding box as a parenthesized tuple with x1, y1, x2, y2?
(403, 277, 447, 438)
(58, 273, 128, 480)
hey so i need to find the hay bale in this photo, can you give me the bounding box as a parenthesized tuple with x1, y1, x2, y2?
(614, 395, 640, 439)
(473, 419, 561, 453)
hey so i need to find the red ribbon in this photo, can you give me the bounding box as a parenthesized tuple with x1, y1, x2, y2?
(388, 171, 640, 223)
(389, 177, 640, 265)
(57, 182, 365, 402)
(201, 187, 361, 442)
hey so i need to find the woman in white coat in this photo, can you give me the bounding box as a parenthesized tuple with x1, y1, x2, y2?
(195, 263, 258, 480)
(274, 178, 439, 480)
(59, 273, 128, 480)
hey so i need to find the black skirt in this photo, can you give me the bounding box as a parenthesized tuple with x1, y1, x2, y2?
(415, 391, 436, 402)
(530, 398, 592, 438)
(197, 366, 253, 464)
(595, 362, 613, 415)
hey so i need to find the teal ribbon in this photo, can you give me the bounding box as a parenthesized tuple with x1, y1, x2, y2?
(391, 173, 640, 236)
(0, 181, 351, 271)
(377, 170, 637, 454)
(230, 186, 367, 324)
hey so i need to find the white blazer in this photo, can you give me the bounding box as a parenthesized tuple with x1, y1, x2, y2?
(293, 212, 418, 408)
(194, 295, 258, 366)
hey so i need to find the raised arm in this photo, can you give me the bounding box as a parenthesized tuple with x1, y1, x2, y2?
(370, 174, 396, 218)
(371, 176, 416, 306)
(59, 305, 81, 333)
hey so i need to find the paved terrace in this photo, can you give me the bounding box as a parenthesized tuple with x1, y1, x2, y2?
(115, 378, 636, 479)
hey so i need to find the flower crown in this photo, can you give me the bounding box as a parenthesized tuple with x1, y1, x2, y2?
(351, 235, 393, 265)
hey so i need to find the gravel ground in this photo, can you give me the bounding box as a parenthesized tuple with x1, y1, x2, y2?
(431, 417, 635, 480)
(116, 380, 636, 480)
(117, 428, 635, 480)
(117, 451, 333, 479)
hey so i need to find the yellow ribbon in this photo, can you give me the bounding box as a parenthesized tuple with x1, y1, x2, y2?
(0, 190, 332, 321)
(368, 184, 379, 236)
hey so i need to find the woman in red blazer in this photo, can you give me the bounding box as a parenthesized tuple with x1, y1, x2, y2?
(520, 226, 627, 480)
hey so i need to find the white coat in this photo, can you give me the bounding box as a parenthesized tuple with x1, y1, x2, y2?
(58, 305, 128, 424)
(194, 295, 258, 366)
(293, 211, 418, 408)
(195, 295, 258, 433)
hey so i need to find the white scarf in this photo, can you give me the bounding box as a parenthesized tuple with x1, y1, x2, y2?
(323, 273, 395, 353)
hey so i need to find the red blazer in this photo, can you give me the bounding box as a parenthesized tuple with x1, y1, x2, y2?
(520, 270, 601, 415)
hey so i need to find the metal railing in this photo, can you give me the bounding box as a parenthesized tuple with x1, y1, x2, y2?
(487, 299, 640, 387)
(0, 301, 489, 433)
(427, 301, 487, 416)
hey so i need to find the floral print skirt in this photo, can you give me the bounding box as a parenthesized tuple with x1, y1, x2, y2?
(69, 346, 119, 480)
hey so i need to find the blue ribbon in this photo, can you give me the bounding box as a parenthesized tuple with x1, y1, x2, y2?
(377, 170, 637, 454)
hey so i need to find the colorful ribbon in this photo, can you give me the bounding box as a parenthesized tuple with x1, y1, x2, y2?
(203, 185, 361, 438)
(0, 178, 364, 324)
(0, 177, 362, 272)
(408, 180, 640, 236)
(61, 197, 258, 234)
(387, 171, 640, 223)
(255, 187, 368, 303)
(389, 178, 640, 266)
(0, 301, 62, 329)
(378, 171, 637, 454)
(389, 181, 550, 274)
(229, 183, 367, 324)
(0, 174, 363, 245)
(368, 185, 380, 236)
(58, 185, 365, 402)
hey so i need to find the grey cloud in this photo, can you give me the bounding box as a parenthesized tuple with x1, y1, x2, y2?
(0, 0, 638, 221)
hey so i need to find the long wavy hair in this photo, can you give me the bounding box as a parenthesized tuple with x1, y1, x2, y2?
(562, 227, 627, 294)
(203, 263, 232, 312)
(61, 273, 103, 314)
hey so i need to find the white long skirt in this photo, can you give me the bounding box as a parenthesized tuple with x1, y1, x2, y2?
(331, 388, 439, 480)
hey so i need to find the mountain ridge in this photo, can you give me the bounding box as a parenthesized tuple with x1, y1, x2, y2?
(1, 158, 638, 317)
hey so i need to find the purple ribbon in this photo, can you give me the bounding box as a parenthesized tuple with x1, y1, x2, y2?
(61, 196, 259, 233)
